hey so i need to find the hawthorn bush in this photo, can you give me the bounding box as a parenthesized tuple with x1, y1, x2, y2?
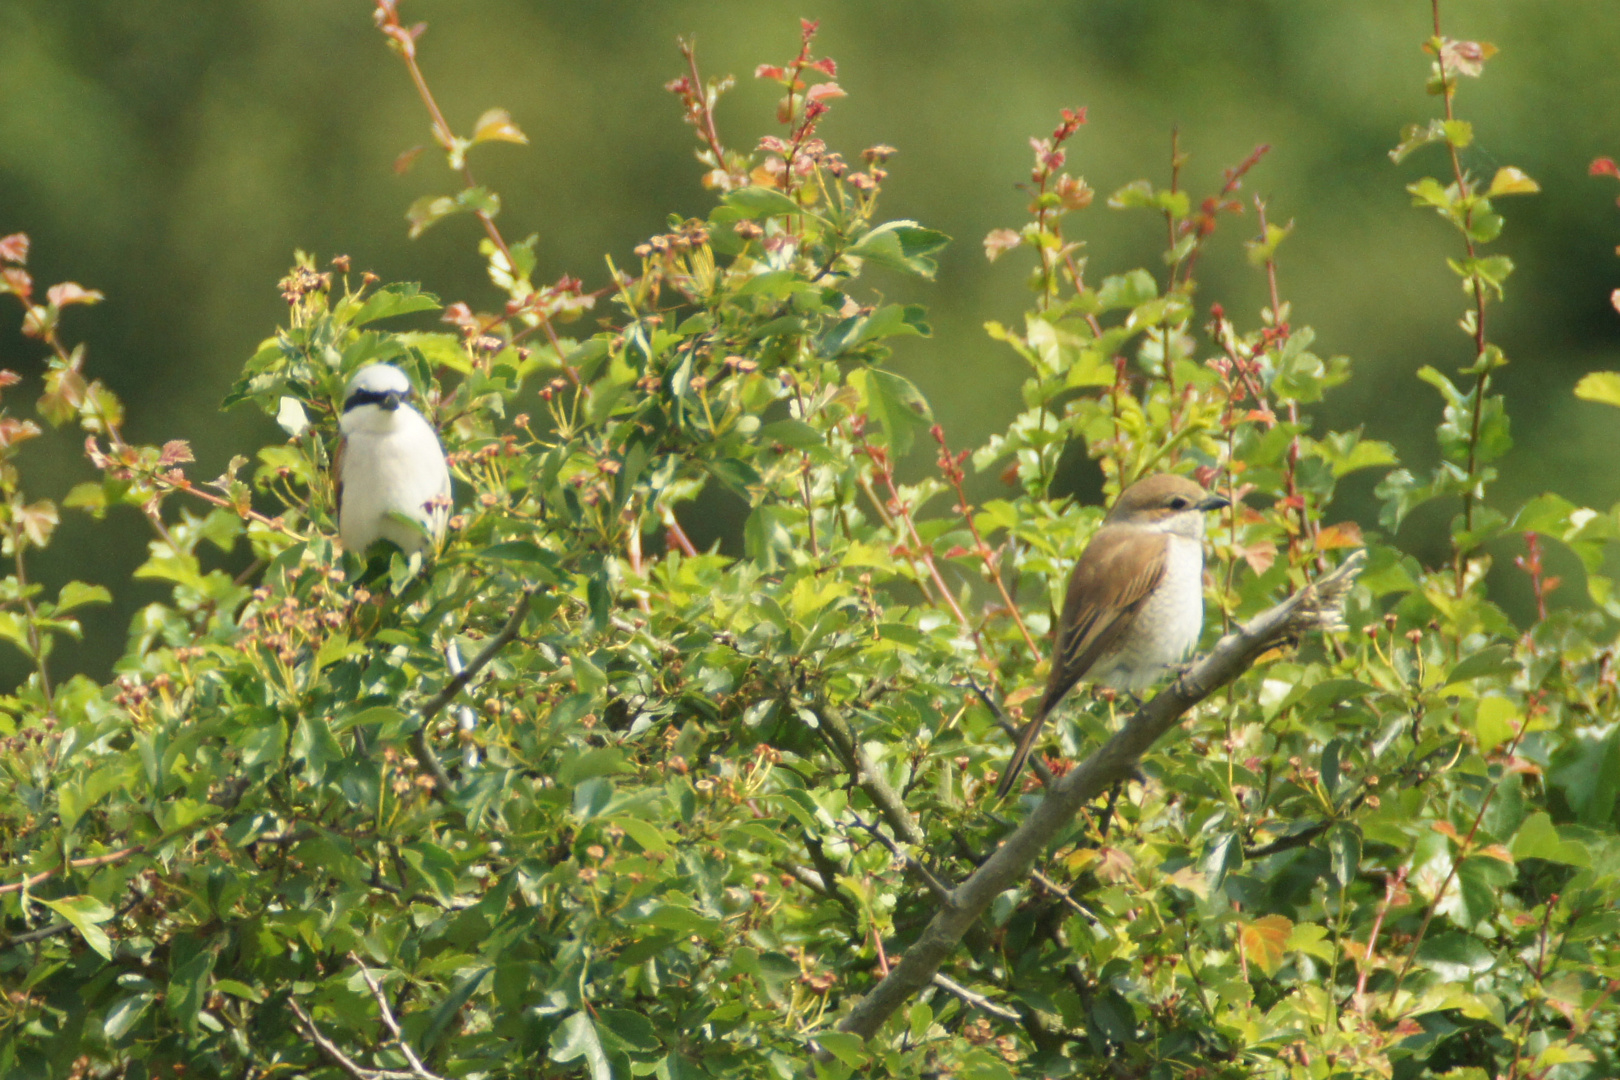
(2, 5, 1618, 1079)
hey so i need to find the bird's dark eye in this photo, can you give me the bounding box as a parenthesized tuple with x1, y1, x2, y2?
(1168, 497, 1189, 511)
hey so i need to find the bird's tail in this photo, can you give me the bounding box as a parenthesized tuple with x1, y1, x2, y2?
(994, 708, 1049, 799)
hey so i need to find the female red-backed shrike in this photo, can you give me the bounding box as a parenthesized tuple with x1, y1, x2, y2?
(334, 364, 451, 558)
(996, 473, 1228, 798)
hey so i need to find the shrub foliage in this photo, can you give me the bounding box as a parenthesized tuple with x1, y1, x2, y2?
(1, 6, 1618, 1079)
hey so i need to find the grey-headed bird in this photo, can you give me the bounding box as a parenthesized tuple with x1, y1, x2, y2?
(995, 473, 1228, 798)
(335, 364, 451, 558)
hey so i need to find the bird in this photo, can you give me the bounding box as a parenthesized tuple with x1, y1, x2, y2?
(995, 473, 1229, 798)
(334, 364, 451, 559)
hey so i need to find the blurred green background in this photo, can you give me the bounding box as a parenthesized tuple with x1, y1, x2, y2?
(3, 0, 1619, 682)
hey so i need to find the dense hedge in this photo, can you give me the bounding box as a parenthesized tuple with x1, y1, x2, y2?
(2, 7, 1619, 1079)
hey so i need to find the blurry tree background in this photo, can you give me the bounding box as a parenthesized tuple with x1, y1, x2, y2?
(2, 0, 1618, 681)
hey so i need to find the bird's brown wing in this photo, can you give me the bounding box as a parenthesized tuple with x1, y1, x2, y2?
(996, 526, 1167, 798)
(1039, 526, 1169, 716)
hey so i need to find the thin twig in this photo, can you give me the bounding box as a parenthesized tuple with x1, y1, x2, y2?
(932, 426, 1039, 656)
(931, 973, 1022, 1022)
(2, 894, 142, 949)
(1353, 869, 1403, 1002)
(411, 587, 535, 791)
(349, 951, 442, 1080)
(1029, 869, 1101, 926)
(816, 704, 924, 847)
(851, 815, 951, 902)
(0, 845, 144, 897)
(289, 995, 440, 1080)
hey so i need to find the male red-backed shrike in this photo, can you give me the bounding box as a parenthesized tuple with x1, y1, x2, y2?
(995, 473, 1228, 798)
(335, 364, 451, 558)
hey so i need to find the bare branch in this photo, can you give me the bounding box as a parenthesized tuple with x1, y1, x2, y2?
(829, 552, 1364, 1046)
(288, 997, 433, 1080)
(817, 705, 925, 847)
(931, 972, 1022, 1022)
(349, 952, 442, 1080)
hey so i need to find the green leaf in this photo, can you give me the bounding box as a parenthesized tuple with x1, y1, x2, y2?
(1416, 932, 1495, 982)
(422, 967, 492, 1053)
(647, 903, 720, 937)
(813, 1031, 867, 1068)
(1486, 166, 1539, 196)
(551, 1010, 613, 1080)
(1548, 726, 1620, 827)
(400, 842, 460, 903)
(1444, 645, 1518, 685)
(166, 946, 217, 1029)
(1105, 180, 1188, 217)
(350, 282, 441, 325)
(55, 581, 111, 614)
(1574, 371, 1620, 409)
(848, 220, 951, 279)
(40, 895, 114, 960)
(759, 419, 825, 451)
(1509, 813, 1590, 867)
(1244, 221, 1293, 267)
(103, 990, 156, 1040)
(1475, 696, 1519, 755)
(274, 395, 309, 436)
(1391, 120, 1448, 164)
(1096, 270, 1157, 311)
(406, 188, 501, 239)
(470, 107, 528, 147)
(598, 1007, 661, 1052)
(848, 367, 933, 456)
(607, 816, 672, 854)
(1202, 832, 1241, 893)
(724, 186, 810, 220)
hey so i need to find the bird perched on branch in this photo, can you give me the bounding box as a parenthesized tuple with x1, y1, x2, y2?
(996, 473, 1229, 798)
(334, 364, 451, 558)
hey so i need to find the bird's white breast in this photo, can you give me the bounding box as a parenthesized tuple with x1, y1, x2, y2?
(338, 404, 450, 556)
(1094, 533, 1205, 691)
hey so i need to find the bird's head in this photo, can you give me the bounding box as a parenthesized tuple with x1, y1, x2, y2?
(342, 364, 415, 415)
(1106, 473, 1229, 537)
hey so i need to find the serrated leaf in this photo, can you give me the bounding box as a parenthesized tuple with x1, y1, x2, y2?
(1239, 914, 1292, 976)
(56, 580, 111, 613)
(350, 282, 441, 325)
(848, 220, 950, 279)
(848, 367, 932, 456)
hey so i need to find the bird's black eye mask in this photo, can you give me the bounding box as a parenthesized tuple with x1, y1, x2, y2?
(343, 388, 407, 413)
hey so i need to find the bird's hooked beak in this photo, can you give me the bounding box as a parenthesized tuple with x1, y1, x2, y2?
(1199, 494, 1231, 511)
(380, 390, 405, 412)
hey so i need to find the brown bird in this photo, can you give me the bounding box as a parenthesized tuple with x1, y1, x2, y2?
(995, 473, 1229, 798)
